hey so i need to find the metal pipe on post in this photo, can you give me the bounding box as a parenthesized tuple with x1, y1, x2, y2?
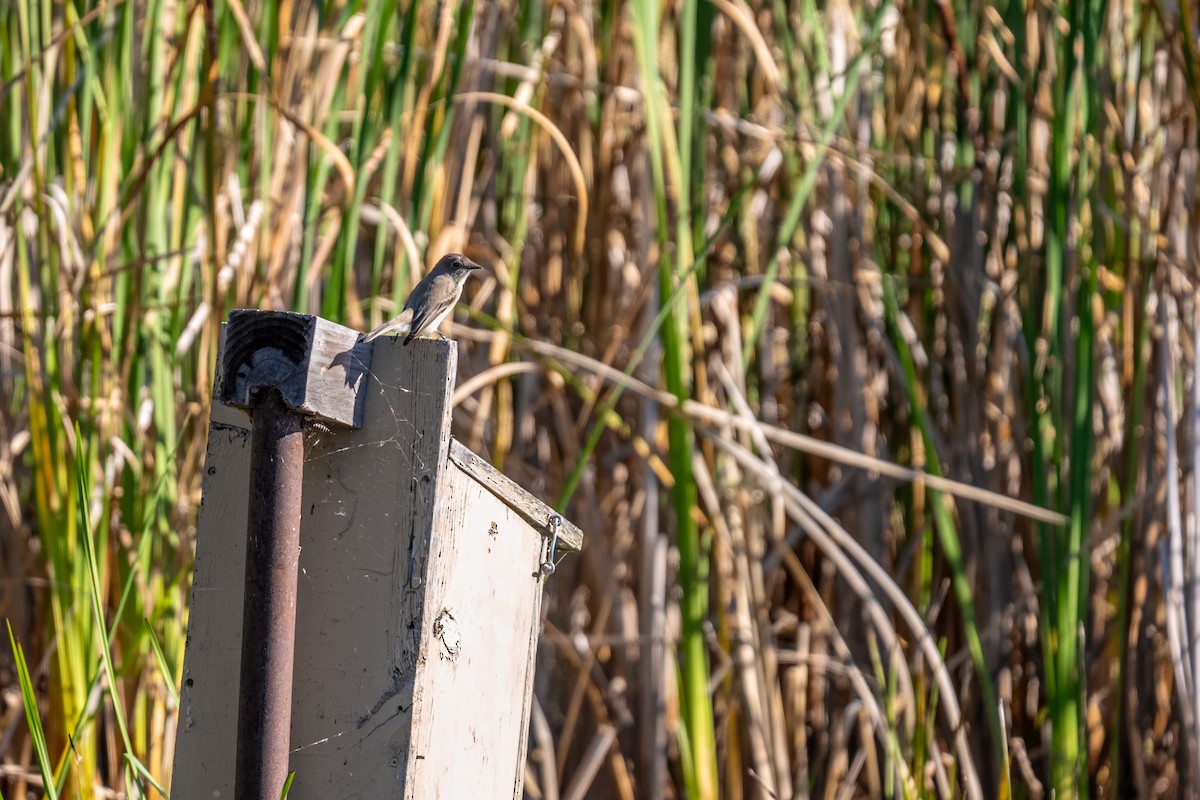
(234, 388, 306, 800)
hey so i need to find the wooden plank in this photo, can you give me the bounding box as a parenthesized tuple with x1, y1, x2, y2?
(171, 421, 251, 790)
(448, 438, 584, 552)
(403, 458, 547, 799)
(290, 336, 459, 797)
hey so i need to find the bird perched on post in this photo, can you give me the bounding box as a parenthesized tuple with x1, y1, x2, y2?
(361, 253, 482, 345)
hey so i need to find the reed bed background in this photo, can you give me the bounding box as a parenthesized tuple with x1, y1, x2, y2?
(1, 0, 1197, 796)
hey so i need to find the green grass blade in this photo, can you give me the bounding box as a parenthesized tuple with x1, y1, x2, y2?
(7, 621, 60, 800)
(73, 423, 140, 788)
(144, 618, 180, 708)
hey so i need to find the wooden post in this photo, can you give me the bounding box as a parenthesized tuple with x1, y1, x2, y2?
(172, 315, 582, 799)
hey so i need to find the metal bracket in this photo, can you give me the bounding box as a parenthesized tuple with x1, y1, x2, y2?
(540, 515, 563, 577)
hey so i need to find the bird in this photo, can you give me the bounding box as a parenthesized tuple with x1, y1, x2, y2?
(361, 253, 482, 345)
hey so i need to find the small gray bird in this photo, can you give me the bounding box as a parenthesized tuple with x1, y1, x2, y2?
(362, 253, 482, 345)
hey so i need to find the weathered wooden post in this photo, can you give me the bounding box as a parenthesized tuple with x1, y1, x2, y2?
(171, 310, 582, 799)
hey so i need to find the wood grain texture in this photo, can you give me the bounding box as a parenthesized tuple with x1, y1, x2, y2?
(172, 333, 581, 799)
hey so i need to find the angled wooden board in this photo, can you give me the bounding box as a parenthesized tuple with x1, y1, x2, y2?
(448, 439, 583, 552)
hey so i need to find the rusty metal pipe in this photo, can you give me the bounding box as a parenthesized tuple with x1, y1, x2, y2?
(235, 388, 306, 800)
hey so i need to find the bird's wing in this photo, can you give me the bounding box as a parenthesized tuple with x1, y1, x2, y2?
(361, 307, 414, 342)
(403, 292, 456, 345)
(405, 278, 456, 345)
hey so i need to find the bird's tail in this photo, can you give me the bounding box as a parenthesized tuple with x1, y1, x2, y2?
(361, 314, 412, 343)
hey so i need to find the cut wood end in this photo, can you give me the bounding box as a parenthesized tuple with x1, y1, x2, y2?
(217, 311, 371, 429)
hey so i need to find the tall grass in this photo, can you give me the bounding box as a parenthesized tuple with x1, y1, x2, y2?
(2, 0, 1200, 797)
